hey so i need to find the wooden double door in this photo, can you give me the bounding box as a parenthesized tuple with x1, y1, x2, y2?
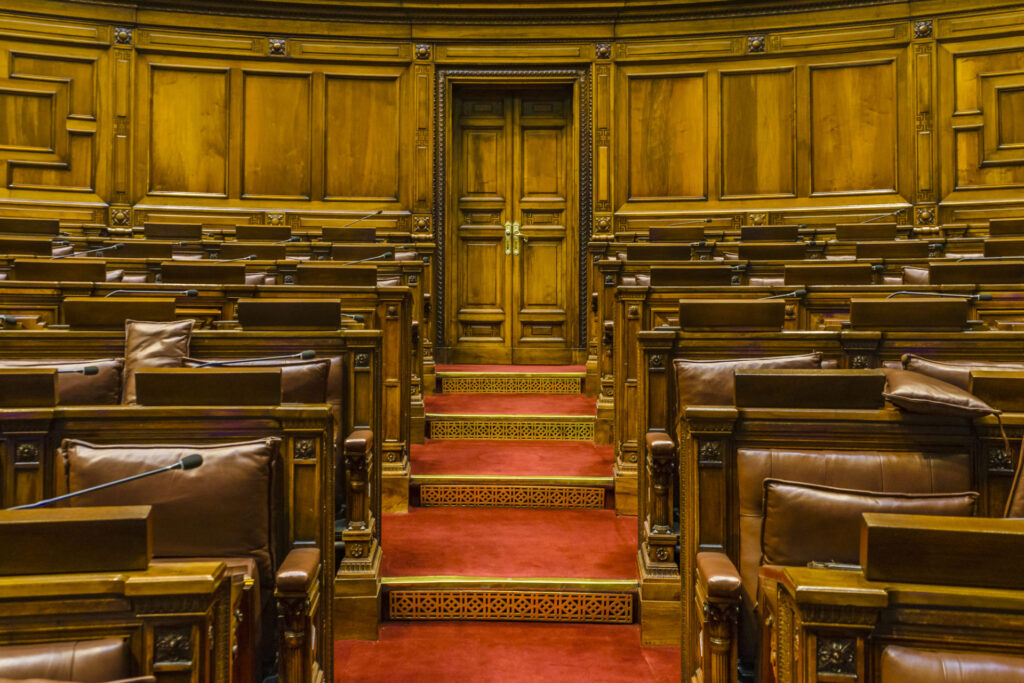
(447, 85, 578, 365)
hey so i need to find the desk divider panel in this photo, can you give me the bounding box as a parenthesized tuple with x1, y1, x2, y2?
(134, 367, 282, 406)
(143, 222, 203, 240)
(784, 263, 874, 285)
(984, 238, 1024, 257)
(740, 225, 800, 241)
(856, 240, 931, 259)
(678, 299, 786, 331)
(849, 297, 970, 330)
(650, 265, 734, 287)
(834, 223, 898, 241)
(235, 224, 292, 241)
(734, 369, 886, 409)
(63, 297, 177, 328)
(236, 298, 341, 330)
(160, 261, 247, 284)
(217, 242, 287, 260)
(647, 226, 705, 242)
(295, 264, 378, 286)
(0, 217, 59, 236)
(0, 369, 57, 407)
(13, 259, 106, 283)
(929, 260, 1024, 284)
(626, 243, 692, 261)
(737, 242, 807, 260)
(0, 237, 54, 256)
(321, 227, 376, 243)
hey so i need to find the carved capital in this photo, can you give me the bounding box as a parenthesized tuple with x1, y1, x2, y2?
(698, 440, 723, 466)
(914, 20, 933, 39)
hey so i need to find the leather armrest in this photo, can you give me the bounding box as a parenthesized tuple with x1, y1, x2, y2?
(646, 431, 675, 456)
(276, 547, 321, 593)
(344, 429, 373, 455)
(697, 551, 741, 599)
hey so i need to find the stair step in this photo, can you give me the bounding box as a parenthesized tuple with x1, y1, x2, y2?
(411, 440, 613, 479)
(425, 393, 596, 417)
(436, 364, 586, 394)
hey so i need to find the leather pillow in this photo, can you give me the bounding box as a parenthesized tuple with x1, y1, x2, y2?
(0, 358, 122, 405)
(883, 368, 998, 417)
(761, 479, 978, 567)
(61, 438, 277, 574)
(183, 357, 329, 404)
(902, 354, 1024, 390)
(902, 266, 930, 285)
(121, 319, 194, 404)
(1007, 455, 1024, 518)
(674, 353, 822, 407)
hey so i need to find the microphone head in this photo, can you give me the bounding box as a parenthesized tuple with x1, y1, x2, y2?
(793, 289, 807, 297)
(1, 315, 17, 325)
(299, 350, 316, 360)
(977, 293, 994, 301)
(179, 453, 203, 470)
(373, 209, 384, 216)
(352, 314, 365, 323)
(184, 289, 199, 296)
(81, 365, 99, 376)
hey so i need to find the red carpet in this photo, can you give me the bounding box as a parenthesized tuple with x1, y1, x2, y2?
(426, 393, 596, 416)
(437, 364, 586, 373)
(382, 508, 637, 579)
(411, 440, 613, 477)
(335, 623, 680, 682)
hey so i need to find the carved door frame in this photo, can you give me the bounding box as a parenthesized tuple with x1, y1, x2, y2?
(433, 66, 593, 363)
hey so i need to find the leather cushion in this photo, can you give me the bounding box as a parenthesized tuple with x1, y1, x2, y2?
(761, 478, 978, 567)
(902, 266, 930, 284)
(880, 645, 1024, 683)
(1008, 455, 1024, 518)
(674, 353, 821, 407)
(903, 354, 1024, 391)
(62, 438, 278, 575)
(884, 368, 998, 417)
(0, 359, 122, 405)
(184, 357, 329, 404)
(0, 639, 128, 683)
(121, 319, 194, 404)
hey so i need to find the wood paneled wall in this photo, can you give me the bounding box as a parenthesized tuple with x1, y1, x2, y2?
(0, 0, 1022, 233)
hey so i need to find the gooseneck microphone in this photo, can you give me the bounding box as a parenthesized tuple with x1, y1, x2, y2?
(0, 315, 17, 326)
(193, 350, 316, 368)
(665, 218, 713, 226)
(106, 289, 198, 298)
(52, 243, 124, 259)
(339, 252, 392, 266)
(886, 291, 993, 301)
(860, 210, 903, 224)
(217, 254, 257, 263)
(8, 454, 203, 510)
(762, 289, 807, 299)
(340, 209, 383, 229)
(274, 236, 302, 244)
(57, 366, 99, 375)
(341, 313, 366, 323)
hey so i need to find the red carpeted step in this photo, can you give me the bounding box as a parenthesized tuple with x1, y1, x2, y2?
(436, 364, 586, 374)
(411, 440, 613, 478)
(383, 507, 637, 579)
(425, 393, 596, 416)
(335, 623, 680, 683)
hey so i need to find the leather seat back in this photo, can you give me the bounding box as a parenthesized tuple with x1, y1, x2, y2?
(881, 646, 1024, 683)
(0, 638, 128, 682)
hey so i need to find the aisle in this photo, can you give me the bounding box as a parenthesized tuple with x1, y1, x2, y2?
(334, 364, 680, 681)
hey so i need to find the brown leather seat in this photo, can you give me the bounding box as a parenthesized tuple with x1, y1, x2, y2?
(0, 639, 152, 683)
(881, 645, 1024, 683)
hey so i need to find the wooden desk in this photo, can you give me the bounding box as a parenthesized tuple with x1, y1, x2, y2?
(0, 560, 231, 683)
(769, 566, 1024, 683)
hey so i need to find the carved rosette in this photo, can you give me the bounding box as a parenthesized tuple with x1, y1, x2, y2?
(355, 353, 370, 368)
(914, 20, 933, 39)
(698, 440, 723, 466)
(649, 354, 664, 370)
(15, 443, 40, 464)
(816, 637, 856, 676)
(110, 207, 131, 226)
(294, 439, 316, 461)
(267, 213, 285, 226)
(269, 38, 287, 55)
(413, 215, 431, 233)
(595, 43, 612, 59)
(154, 627, 193, 665)
(850, 354, 871, 369)
(113, 26, 133, 44)
(595, 215, 612, 233)
(916, 206, 936, 225)
(747, 35, 766, 53)
(988, 447, 1013, 473)
(415, 44, 432, 60)
(749, 212, 766, 226)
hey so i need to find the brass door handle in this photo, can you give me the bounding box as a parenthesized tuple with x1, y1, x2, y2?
(512, 222, 526, 255)
(504, 221, 512, 255)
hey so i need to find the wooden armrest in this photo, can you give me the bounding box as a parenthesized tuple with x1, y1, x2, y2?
(276, 547, 320, 593)
(344, 429, 373, 454)
(646, 431, 675, 456)
(697, 551, 741, 599)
